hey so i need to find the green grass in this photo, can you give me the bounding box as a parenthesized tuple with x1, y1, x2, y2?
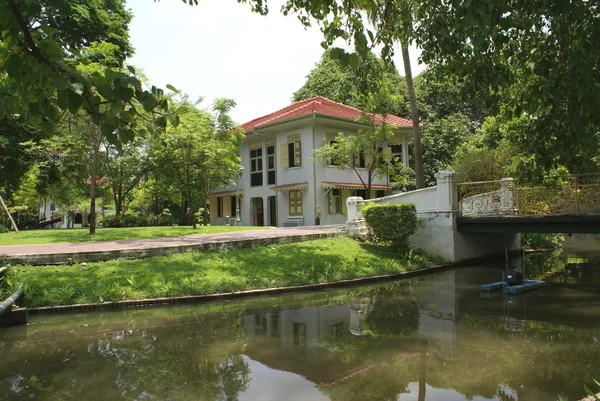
(2, 237, 438, 308)
(0, 225, 264, 245)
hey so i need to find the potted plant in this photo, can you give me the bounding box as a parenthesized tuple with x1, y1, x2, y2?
(314, 205, 322, 225)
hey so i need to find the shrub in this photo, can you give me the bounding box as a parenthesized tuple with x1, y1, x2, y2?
(362, 203, 417, 250)
(101, 213, 173, 228)
(0, 224, 9, 233)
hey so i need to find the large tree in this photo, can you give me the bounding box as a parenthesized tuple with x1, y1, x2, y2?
(414, 0, 600, 172)
(0, 0, 171, 144)
(149, 98, 243, 228)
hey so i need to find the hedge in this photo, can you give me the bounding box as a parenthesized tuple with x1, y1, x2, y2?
(101, 213, 174, 228)
(361, 203, 417, 250)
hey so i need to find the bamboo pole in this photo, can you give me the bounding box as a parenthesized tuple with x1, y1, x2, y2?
(0, 195, 18, 233)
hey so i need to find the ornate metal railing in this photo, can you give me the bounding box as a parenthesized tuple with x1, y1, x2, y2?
(517, 173, 600, 216)
(458, 173, 600, 217)
(458, 179, 517, 217)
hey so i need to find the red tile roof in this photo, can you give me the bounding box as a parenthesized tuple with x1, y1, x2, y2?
(241, 96, 412, 132)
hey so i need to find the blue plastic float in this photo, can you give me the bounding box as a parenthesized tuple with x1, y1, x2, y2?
(480, 280, 545, 294)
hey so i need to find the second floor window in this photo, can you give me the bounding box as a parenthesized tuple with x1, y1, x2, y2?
(250, 147, 263, 187)
(267, 144, 276, 185)
(353, 151, 366, 168)
(288, 140, 301, 167)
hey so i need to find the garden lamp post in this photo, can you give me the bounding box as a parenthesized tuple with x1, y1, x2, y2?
(234, 167, 243, 225)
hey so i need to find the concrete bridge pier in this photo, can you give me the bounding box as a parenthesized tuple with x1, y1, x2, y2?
(346, 170, 521, 263)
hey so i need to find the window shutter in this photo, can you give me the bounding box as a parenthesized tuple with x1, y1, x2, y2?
(341, 189, 349, 215)
(223, 196, 231, 217)
(280, 143, 288, 168)
(210, 198, 217, 218)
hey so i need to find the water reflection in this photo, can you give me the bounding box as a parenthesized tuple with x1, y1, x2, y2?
(2, 246, 600, 400)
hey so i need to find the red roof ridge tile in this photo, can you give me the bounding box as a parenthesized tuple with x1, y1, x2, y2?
(241, 96, 412, 132)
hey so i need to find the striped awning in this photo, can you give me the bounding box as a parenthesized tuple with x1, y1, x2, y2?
(207, 190, 244, 198)
(321, 182, 391, 190)
(270, 182, 309, 192)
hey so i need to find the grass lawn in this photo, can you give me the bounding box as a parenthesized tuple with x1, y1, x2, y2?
(2, 237, 439, 308)
(0, 225, 264, 246)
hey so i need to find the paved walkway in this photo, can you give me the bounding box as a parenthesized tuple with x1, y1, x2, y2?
(0, 225, 345, 265)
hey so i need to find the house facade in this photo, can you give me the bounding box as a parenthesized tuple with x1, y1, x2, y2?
(209, 96, 413, 227)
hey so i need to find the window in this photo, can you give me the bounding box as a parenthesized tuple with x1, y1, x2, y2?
(329, 189, 342, 214)
(376, 190, 386, 198)
(280, 135, 302, 168)
(326, 134, 339, 166)
(217, 197, 224, 218)
(293, 322, 307, 349)
(352, 189, 367, 199)
(271, 314, 280, 338)
(250, 147, 263, 187)
(255, 314, 268, 336)
(289, 190, 303, 215)
(267, 144, 276, 185)
(230, 196, 237, 218)
(288, 138, 302, 167)
(353, 151, 366, 168)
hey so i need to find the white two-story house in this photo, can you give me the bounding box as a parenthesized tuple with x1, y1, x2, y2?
(209, 96, 413, 227)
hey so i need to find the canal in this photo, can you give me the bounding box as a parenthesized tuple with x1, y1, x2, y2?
(1, 239, 600, 400)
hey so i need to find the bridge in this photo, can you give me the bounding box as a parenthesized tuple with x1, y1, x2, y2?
(346, 171, 600, 263)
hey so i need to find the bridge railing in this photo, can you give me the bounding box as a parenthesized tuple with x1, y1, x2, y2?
(458, 173, 600, 217)
(517, 173, 600, 215)
(458, 178, 517, 217)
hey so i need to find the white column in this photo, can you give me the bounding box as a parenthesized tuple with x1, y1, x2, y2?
(401, 135, 409, 167)
(435, 170, 458, 211)
(346, 196, 364, 222)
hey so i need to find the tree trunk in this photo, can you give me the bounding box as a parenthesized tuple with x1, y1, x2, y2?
(400, 40, 425, 189)
(89, 135, 102, 235)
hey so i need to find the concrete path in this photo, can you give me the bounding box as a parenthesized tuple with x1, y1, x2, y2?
(0, 225, 345, 265)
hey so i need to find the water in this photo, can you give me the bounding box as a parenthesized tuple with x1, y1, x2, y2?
(2, 246, 600, 400)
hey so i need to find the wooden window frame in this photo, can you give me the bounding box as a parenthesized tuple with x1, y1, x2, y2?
(250, 147, 263, 187)
(288, 190, 303, 215)
(329, 188, 342, 214)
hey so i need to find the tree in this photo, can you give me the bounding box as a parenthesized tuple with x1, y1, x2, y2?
(0, 0, 172, 145)
(149, 98, 243, 227)
(421, 113, 472, 185)
(293, 49, 410, 118)
(314, 117, 396, 200)
(413, 0, 600, 172)
(103, 138, 149, 215)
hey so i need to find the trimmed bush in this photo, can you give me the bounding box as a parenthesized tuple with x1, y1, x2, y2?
(362, 203, 417, 250)
(101, 213, 174, 228)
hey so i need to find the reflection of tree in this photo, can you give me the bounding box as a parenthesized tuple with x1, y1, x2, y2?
(1, 315, 250, 401)
(424, 314, 600, 401)
(364, 296, 419, 337)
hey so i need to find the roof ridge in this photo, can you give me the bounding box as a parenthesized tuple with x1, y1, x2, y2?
(240, 96, 412, 132)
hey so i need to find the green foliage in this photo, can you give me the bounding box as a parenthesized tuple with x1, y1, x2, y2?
(422, 113, 473, 185)
(293, 49, 409, 117)
(522, 234, 562, 250)
(365, 296, 420, 337)
(414, 0, 600, 171)
(100, 213, 174, 228)
(0, 0, 170, 145)
(362, 203, 417, 250)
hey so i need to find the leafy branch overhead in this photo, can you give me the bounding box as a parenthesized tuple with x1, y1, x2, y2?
(0, 0, 180, 147)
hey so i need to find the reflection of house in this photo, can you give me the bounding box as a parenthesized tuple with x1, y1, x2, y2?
(209, 97, 412, 227)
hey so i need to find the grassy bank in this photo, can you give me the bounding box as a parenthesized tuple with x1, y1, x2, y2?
(0, 226, 264, 246)
(1, 237, 439, 308)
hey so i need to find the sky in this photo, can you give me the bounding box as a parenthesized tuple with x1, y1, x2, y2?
(126, 0, 426, 124)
